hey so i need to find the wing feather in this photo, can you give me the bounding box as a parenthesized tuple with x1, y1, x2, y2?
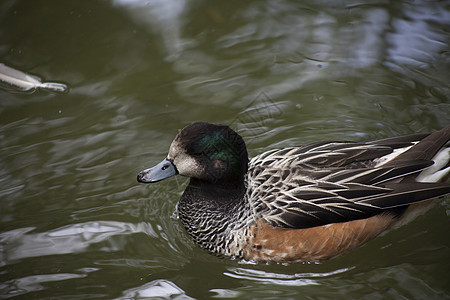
(248, 131, 450, 229)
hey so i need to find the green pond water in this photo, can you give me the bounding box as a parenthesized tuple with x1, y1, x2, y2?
(0, 0, 449, 299)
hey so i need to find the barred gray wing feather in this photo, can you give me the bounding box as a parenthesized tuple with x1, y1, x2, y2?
(247, 140, 450, 229)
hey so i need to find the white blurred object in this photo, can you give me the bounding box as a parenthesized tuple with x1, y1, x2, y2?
(113, 0, 191, 61)
(0, 63, 68, 93)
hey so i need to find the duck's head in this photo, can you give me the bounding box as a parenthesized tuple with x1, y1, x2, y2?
(137, 121, 249, 186)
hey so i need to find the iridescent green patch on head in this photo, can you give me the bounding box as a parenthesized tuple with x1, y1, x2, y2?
(195, 131, 241, 168)
(176, 121, 249, 184)
(198, 132, 235, 156)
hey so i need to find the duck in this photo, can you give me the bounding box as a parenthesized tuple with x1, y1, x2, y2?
(137, 122, 450, 262)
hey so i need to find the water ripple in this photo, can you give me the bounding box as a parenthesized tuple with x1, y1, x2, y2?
(224, 266, 353, 286)
(0, 221, 157, 263)
(115, 279, 194, 300)
(0, 271, 92, 299)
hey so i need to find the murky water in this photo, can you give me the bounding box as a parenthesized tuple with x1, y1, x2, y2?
(0, 0, 449, 299)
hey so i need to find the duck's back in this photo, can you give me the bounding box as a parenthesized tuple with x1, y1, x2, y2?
(246, 129, 450, 230)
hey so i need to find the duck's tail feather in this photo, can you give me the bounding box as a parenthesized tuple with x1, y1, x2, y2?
(383, 126, 450, 183)
(416, 145, 450, 183)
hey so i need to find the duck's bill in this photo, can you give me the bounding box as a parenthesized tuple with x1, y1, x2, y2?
(137, 158, 178, 183)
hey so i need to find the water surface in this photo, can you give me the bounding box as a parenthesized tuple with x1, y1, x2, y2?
(0, 0, 449, 299)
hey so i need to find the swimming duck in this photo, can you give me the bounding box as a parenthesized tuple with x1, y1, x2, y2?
(137, 122, 450, 262)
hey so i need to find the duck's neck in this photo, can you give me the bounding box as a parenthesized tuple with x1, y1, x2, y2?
(178, 178, 252, 257)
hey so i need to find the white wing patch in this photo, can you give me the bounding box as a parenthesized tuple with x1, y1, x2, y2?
(416, 147, 450, 183)
(373, 144, 414, 167)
